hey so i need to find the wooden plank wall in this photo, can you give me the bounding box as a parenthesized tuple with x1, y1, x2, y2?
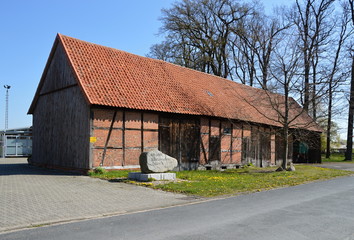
(200, 118, 209, 164)
(91, 109, 158, 168)
(32, 43, 91, 170)
(200, 118, 276, 167)
(158, 116, 200, 170)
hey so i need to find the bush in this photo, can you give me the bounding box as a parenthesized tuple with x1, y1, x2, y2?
(93, 167, 106, 174)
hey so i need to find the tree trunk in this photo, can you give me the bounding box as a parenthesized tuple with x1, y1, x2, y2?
(262, 69, 268, 90)
(312, 58, 317, 120)
(345, 56, 354, 161)
(282, 74, 290, 170)
(326, 8, 348, 158)
(281, 127, 289, 170)
(326, 92, 332, 159)
(326, 76, 333, 159)
(302, 0, 310, 113)
(304, 57, 310, 112)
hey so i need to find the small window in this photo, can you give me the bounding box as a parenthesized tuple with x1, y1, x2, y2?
(223, 128, 231, 134)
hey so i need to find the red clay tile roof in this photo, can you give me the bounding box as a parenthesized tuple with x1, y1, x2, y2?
(29, 34, 321, 132)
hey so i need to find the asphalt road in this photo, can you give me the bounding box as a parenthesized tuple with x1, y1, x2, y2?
(2, 175, 354, 240)
(317, 162, 354, 171)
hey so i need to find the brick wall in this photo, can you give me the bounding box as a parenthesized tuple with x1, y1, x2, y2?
(91, 109, 276, 169)
(199, 119, 276, 166)
(200, 118, 244, 165)
(221, 121, 231, 164)
(232, 123, 242, 164)
(91, 109, 158, 168)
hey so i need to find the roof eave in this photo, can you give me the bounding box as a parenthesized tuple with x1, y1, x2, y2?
(28, 33, 93, 114)
(28, 34, 61, 114)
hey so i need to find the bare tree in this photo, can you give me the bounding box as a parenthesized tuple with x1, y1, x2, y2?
(268, 33, 302, 170)
(325, 1, 351, 158)
(230, 35, 257, 85)
(151, 0, 289, 90)
(254, 15, 291, 90)
(233, 10, 289, 90)
(229, 13, 258, 86)
(156, 0, 251, 78)
(345, 0, 354, 160)
(149, 0, 335, 167)
(241, 31, 320, 170)
(291, 0, 335, 114)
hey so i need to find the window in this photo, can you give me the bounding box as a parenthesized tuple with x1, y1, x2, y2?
(223, 127, 231, 134)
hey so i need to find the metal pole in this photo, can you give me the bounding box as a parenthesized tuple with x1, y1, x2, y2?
(4, 85, 10, 131)
(3, 85, 10, 158)
(2, 134, 5, 158)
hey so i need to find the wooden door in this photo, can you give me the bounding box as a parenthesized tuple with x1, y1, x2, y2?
(180, 119, 200, 163)
(209, 136, 220, 162)
(242, 136, 251, 165)
(159, 116, 200, 164)
(159, 117, 178, 159)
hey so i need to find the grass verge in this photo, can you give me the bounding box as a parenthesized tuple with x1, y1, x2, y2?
(321, 153, 354, 163)
(88, 169, 137, 179)
(152, 166, 352, 197)
(88, 165, 352, 197)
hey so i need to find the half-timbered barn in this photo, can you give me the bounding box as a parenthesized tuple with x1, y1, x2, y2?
(28, 34, 322, 172)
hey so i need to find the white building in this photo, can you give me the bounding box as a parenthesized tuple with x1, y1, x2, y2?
(0, 127, 32, 157)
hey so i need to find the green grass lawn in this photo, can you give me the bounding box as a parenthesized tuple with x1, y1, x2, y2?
(321, 153, 354, 163)
(89, 165, 353, 197)
(88, 169, 137, 179)
(152, 166, 351, 197)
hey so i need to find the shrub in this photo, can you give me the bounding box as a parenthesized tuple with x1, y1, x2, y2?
(93, 167, 106, 174)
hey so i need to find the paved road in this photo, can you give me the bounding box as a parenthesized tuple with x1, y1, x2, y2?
(0, 158, 198, 233)
(2, 174, 354, 240)
(317, 162, 354, 171)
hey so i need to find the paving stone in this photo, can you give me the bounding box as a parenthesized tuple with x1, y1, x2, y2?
(0, 158, 197, 233)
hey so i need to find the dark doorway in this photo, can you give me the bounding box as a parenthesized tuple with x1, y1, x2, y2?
(159, 116, 200, 168)
(209, 136, 220, 162)
(242, 136, 251, 165)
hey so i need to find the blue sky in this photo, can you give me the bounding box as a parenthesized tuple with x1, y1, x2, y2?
(0, 0, 289, 130)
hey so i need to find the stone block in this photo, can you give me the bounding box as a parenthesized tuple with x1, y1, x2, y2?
(287, 163, 296, 171)
(128, 172, 176, 181)
(139, 150, 178, 173)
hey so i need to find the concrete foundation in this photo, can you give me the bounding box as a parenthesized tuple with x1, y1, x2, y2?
(128, 172, 176, 181)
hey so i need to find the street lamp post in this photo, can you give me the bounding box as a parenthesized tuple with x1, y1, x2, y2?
(4, 85, 10, 131)
(3, 85, 10, 158)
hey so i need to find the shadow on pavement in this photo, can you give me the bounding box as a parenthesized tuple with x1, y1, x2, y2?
(0, 159, 81, 176)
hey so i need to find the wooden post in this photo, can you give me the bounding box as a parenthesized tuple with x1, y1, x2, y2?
(122, 111, 126, 166)
(141, 112, 144, 153)
(100, 110, 117, 166)
(230, 123, 233, 163)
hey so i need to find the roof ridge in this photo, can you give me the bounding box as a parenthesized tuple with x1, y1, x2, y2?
(58, 33, 157, 63)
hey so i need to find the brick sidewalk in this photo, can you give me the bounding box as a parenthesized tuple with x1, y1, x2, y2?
(0, 158, 197, 233)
